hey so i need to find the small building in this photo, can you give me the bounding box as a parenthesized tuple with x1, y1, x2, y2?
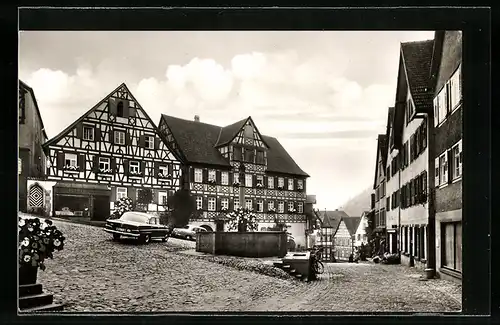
(334, 216, 361, 261)
(353, 211, 370, 247)
(370, 134, 388, 255)
(19, 80, 49, 214)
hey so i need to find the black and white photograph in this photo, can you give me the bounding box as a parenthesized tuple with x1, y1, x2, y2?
(16, 13, 475, 315)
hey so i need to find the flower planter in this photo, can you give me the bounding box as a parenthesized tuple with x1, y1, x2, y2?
(19, 265, 38, 285)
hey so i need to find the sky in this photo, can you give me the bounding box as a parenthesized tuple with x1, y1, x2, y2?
(19, 30, 435, 210)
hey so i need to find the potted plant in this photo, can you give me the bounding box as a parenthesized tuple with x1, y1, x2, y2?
(18, 217, 65, 285)
(226, 207, 258, 232)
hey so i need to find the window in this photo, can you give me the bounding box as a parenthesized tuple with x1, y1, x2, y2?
(145, 136, 154, 149)
(65, 153, 78, 167)
(256, 175, 263, 187)
(244, 124, 253, 138)
(288, 202, 295, 212)
(268, 201, 275, 211)
(83, 126, 94, 141)
(297, 180, 303, 190)
(278, 201, 284, 213)
(439, 153, 448, 185)
(406, 98, 414, 122)
(278, 178, 284, 188)
(256, 151, 264, 164)
(158, 192, 168, 206)
(208, 170, 216, 182)
(245, 174, 253, 187)
(221, 172, 229, 185)
(18, 158, 22, 175)
(297, 202, 303, 214)
(450, 65, 462, 112)
(245, 199, 253, 210)
(196, 196, 203, 210)
(234, 198, 240, 210)
(159, 165, 169, 177)
(99, 157, 110, 170)
(288, 179, 294, 191)
(114, 130, 125, 145)
(117, 102, 124, 117)
(233, 173, 240, 184)
(117, 187, 127, 200)
(221, 198, 229, 210)
(256, 200, 263, 212)
(194, 168, 202, 183)
(268, 177, 274, 189)
(451, 141, 463, 180)
(441, 222, 462, 272)
(244, 148, 254, 162)
(233, 147, 242, 161)
(208, 197, 216, 211)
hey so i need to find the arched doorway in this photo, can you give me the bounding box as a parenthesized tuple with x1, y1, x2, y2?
(28, 184, 44, 209)
(200, 225, 214, 232)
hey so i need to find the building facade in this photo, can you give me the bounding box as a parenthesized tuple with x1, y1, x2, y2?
(42, 83, 182, 220)
(158, 115, 309, 246)
(334, 217, 361, 261)
(354, 211, 369, 247)
(371, 134, 387, 253)
(430, 31, 463, 282)
(19, 80, 48, 214)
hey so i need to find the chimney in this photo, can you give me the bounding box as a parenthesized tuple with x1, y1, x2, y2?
(194, 115, 200, 122)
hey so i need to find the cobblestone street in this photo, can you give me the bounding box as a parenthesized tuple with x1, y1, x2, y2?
(36, 220, 461, 312)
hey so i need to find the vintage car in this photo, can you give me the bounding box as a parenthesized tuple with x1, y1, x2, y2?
(172, 225, 207, 241)
(104, 211, 171, 244)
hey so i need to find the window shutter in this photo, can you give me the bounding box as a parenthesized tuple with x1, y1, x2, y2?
(139, 135, 145, 148)
(154, 138, 160, 150)
(79, 154, 86, 171)
(435, 157, 440, 187)
(109, 98, 117, 116)
(217, 197, 221, 211)
(229, 198, 234, 211)
(95, 126, 101, 142)
(202, 197, 207, 210)
(57, 151, 64, 170)
(422, 119, 427, 150)
(76, 123, 83, 139)
(423, 171, 428, 196)
(263, 199, 268, 213)
(190, 167, 194, 182)
(110, 129, 115, 144)
(203, 169, 208, 183)
(153, 162, 158, 177)
(253, 199, 257, 212)
(458, 141, 463, 176)
(433, 97, 439, 127)
(168, 164, 173, 177)
(125, 132, 131, 146)
(445, 150, 451, 184)
(216, 170, 221, 184)
(123, 159, 129, 176)
(409, 180, 413, 206)
(409, 136, 413, 162)
(252, 174, 257, 188)
(93, 155, 99, 173)
(111, 158, 117, 173)
(140, 161, 146, 175)
(228, 172, 233, 185)
(122, 100, 130, 118)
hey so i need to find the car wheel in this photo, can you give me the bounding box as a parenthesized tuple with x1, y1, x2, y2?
(113, 234, 120, 241)
(140, 234, 151, 244)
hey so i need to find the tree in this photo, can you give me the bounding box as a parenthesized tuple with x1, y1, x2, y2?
(111, 197, 133, 219)
(164, 189, 196, 228)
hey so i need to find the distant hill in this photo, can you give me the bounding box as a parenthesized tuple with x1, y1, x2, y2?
(338, 186, 372, 217)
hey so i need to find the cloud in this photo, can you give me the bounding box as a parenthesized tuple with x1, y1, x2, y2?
(281, 130, 379, 139)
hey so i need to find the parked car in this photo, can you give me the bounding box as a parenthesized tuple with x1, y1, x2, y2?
(104, 211, 171, 244)
(172, 225, 207, 241)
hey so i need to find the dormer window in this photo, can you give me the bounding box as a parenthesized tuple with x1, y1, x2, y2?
(117, 101, 124, 117)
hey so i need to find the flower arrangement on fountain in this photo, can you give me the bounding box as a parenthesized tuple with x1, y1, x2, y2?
(256, 183, 263, 188)
(277, 185, 284, 190)
(63, 165, 79, 171)
(110, 197, 134, 219)
(226, 207, 258, 232)
(99, 168, 113, 174)
(18, 217, 66, 271)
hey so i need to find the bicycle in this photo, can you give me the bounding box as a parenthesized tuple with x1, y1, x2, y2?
(309, 246, 325, 275)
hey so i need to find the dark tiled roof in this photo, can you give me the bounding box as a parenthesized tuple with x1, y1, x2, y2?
(401, 39, 435, 112)
(19, 80, 48, 140)
(215, 118, 248, 147)
(373, 134, 387, 189)
(161, 115, 309, 177)
(161, 115, 231, 167)
(320, 210, 349, 229)
(343, 217, 362, 236)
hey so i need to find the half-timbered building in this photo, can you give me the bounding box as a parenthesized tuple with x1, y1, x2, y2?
(19, 80, 48, 214)
(370, 134, 388, 254)
(42, 83, 182, 220)
(158, 115, 309, 247)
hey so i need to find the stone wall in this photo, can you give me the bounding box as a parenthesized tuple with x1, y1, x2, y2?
(196, 231, 287, 258)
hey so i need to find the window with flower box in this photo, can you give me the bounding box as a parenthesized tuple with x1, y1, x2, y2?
(129, 161, 140, 174)
(116, 187, 127, 200)
(246, 199, 253, 210)
(256, 175, 263, 187)
(451, 140, 463, 180)
(278, 201, 284, 213)
(114, 130, 125, 145)
(257, 200, 264, 212)
(234, 198, 240, 210)
(288, 179, 294, 191)
(278, 178, 284, 189)
(268, 176, 274, 189)
(297, 202, 303, 214)
(288, 202, 295, 212)
(221, 198, 229, 210)
(99, 157, 110, 173)
(297, 180, 303, 190)
(159, 165, 169, 178)
(194, 168, 202, 183)
(196, 196, 203, 210)
(268, 201, 275, 211)
(208, 169, 216, 182)
(221, 172, 229, 185)
(83, 125, 94, 141)
(208, 197, 216, 211)
(233, 173, 240, 185)
(64, 153, 78, 168)
(245, 174, 253, 187)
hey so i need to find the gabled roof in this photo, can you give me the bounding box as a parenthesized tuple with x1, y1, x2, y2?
(343, 217, 362, 236)
(400, 39, 435, 112)
(320, 210, 349, 229)
(19, 80, 48, 140)
(43, 83, 164, 152)
(373, 134, 387, 189)
(215, 118, 248, 147)
(160, 115, 309, 177)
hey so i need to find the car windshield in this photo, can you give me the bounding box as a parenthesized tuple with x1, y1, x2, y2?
(120, 212, 148, 224)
